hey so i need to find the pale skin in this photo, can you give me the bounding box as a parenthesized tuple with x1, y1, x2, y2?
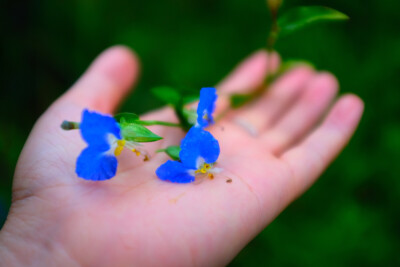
(0, 46, 364, 266)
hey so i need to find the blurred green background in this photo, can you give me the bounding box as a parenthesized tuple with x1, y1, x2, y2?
(1, 0, 399, 265)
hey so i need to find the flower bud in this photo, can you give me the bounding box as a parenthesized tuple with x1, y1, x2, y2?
(60, 120, 80, 130)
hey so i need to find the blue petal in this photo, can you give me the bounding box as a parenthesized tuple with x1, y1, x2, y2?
(156, 160, 195, 183)
(196, 87, 217, 128)
(76, 147, 118, 181)
(179, 127, 220, 168)
(80, 109, 121, 149)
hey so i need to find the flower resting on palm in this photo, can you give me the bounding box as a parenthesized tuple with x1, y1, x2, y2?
(75, 109, 154, 181)
(156, 127, 221, 183)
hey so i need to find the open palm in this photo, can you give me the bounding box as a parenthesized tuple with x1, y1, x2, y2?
(0, 47, 363, 266)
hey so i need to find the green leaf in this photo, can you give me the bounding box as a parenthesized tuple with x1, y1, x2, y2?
(151, 86, 181, 106)
(182, 95, 199, 104)
(120, 123, 162, 142)
(278, 6, 349, 37)
(157, 146, 181, 160)
(166, 146, 181, 160)
(230, 93, 254, 109)
(114, 112, 140, 123)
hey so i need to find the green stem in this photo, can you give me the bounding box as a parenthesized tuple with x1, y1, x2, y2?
(135, 120, 182, 128)
(174, 104, 192, 131)
(267, 6, 279, 50)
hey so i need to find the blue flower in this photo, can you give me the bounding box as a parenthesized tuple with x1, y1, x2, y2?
(196, 87, 217, 128)
(76, 109, 146, 181)
(156, 127, 221, 183)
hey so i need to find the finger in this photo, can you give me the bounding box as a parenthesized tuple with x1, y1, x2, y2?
(215, 50, 280, 114)
(261, 72, 338, 154)
(234, 65, 315, 136)
(54, 45, 139, 115)
(281, 94, 364, 198)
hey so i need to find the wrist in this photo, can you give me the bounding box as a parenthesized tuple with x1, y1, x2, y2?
(0, 216, 31, 266)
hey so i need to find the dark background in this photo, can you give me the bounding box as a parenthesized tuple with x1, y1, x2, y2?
(1, 0, 399, 265)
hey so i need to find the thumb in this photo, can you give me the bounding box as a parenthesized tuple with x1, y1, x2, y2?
(13, 46, 140, 197)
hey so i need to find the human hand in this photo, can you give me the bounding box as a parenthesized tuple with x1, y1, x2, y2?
(0, 46, 363, 266)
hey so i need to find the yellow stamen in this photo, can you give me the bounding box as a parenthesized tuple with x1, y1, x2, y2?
(114, 140, 126, 156)
(195, 168, 204, 174)
(195, 163, 212, 174)
(117, 140, 126, 146)
(131, 148, 141, 156)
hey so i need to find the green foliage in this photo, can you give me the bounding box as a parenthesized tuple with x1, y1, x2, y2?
(120, 123, 162, 142)
(182, 95, 199, 105)
(151, 86, 181, 107)
(278, 6, 349, 37)
(116, 113, 167, 141)
(116, 112, 181, 127)
(157, 146, 181, 160)
(151, 86, 193, 130)
(114, 112, 140, 123)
